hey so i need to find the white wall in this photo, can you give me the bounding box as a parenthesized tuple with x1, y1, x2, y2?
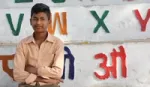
(0, 3, 150, 44)
(0, 0, 150, 87)
(0, 0, 150, 8)
(1, 43, 150, 87)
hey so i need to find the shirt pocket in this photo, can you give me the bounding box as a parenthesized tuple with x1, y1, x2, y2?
(42, 52, 55, 66)
(27, 56, 37, 66)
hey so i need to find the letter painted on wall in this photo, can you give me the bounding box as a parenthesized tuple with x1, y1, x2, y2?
(6, 12, 67, 36)
(94, 45, 127, 80)
(15, 0, 33, 3)
(62, 46, 75, 80)
(48, 12, 68, 35)
(52, 0, 65, 3)
(90, 10, 110, 33)
(6, 14, 24, 36)
(15, 0, 65, 3)
(134, 9, 150, 32)
(0, 54, 14, 78)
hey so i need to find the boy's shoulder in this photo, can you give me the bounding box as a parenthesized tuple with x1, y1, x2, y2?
(47, 34, 64, 45)
(18, 35, 33, 45)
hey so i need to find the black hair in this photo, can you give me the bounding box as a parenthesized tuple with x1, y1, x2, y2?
(31, 3, 51, 20)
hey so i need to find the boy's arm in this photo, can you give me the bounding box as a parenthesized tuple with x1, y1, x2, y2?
(37, 40, 64, 79)
(13, 42, 37, 84)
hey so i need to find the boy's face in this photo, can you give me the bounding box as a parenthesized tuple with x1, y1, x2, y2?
(30, 12, 50, 33)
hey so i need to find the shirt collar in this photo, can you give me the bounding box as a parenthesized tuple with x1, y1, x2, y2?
(25, 32, 54, 43)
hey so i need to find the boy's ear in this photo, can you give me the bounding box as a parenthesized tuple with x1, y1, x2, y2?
(30, 18, 31, 25)
(48, 13, 51, 24)
(48, 18, 51, 24)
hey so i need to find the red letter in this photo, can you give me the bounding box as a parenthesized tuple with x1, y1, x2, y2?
(94, 53, 110, 80)
(0, 54, 14, 78)
(94, 45, 127, 80)
(110, 46, 127, 78)
(134, 9, 150, 32)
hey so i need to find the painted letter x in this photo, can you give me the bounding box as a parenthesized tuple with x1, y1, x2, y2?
(90, 10, 110, 33)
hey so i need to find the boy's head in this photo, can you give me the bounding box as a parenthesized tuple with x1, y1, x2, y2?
(30, 3, 51, 33)
(31, 3, 51, 20)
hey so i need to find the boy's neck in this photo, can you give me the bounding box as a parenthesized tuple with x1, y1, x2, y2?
(33, 32, 48, 41)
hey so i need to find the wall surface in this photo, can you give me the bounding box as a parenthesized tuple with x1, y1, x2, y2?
(0, 0, 150, 87)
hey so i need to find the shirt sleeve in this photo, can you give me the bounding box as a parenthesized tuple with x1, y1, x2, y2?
(13, 42, 37, 84)
(37, 40, 64, 79)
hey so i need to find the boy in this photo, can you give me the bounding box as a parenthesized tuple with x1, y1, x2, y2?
(13, 3, 64, 87)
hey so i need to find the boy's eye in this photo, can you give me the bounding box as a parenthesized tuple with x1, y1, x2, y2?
(32, 18, 38, 21)
(40, 18, 45, 20)
(32, 18, 45, 21)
